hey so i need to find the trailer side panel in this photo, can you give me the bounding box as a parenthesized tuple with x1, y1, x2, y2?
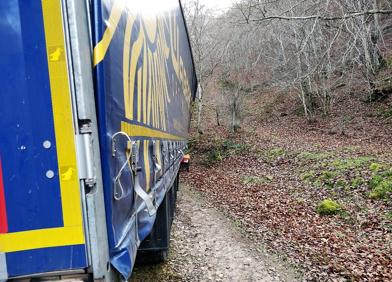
(92, 0, 197, 278)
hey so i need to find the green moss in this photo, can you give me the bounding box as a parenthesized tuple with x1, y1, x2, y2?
(379, 108, 392, 119)
(316, 199, 344, 215)
(297, 151, 392, 200)
(387, 57, 392, 69)
(369, 162, 383, 172)
(298, 151, 332, 161)
(351, 177, 363, 188)
(384, 211, 392, 221)
(222, 140, 251, 155)
(318, 171, 338, 188)
(369, 187, 386, 199)
(320, 170, 337, 180)
(202, 139, 252, 166)
(329, 157, 373, 171)
(241, 175, 273, 185)
(260, 147, 286, 163)
(269, 147, 285, 157)
(300, 170, 315, 181)
(369, 174, 384, 189)
(335, 179, 347, 188)
(342, 146, 359, 153)
(369, 180, 392, 200)
(367, 165, 392, 201)
(206, 149, 223, 162)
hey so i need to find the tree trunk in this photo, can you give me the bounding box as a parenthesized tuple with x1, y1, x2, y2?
(215, 107, 221, 126)
(196, 82, 203, 134)
(231, 88, 241, 132)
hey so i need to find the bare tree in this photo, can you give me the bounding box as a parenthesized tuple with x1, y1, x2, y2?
(183, 0, 392, 128)
(183, 0, 222, 133)
(232, 0, 392, 119)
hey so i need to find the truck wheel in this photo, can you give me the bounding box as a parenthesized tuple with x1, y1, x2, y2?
(136, 178, 177, 265)
(136, 249, 168, 265)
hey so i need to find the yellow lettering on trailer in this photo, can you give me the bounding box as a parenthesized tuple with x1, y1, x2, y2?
(93, 0, 125, 66)
(94, 1, 193, 135)
(123, 13, 136, 122)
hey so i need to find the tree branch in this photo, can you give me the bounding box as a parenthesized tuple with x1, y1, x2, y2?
(247, 10, 392, 22)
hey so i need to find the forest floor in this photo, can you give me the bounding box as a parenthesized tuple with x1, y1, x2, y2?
(132, 90, 392, 281)
(130, 185, 300, 281)
(181, 96, 392, 281)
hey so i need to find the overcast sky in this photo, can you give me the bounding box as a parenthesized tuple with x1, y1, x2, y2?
(198, 0, 235, 11)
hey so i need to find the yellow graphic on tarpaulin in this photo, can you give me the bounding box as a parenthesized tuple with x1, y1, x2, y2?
(122, 12, 192, 132)
(92, 1, 194, 208)
(93, 0, 193, 136)
(0, 0, 85, 253)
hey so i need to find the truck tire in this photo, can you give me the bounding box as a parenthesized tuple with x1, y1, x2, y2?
(136, 174, 178, 265)
(136, 249, 168, 265)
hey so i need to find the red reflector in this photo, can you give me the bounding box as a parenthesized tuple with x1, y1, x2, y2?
(182, 154, 190, 163)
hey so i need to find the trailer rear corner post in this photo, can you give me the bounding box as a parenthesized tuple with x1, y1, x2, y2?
(64, 0, 113, 280)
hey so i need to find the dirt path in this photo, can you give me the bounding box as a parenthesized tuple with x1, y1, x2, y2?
(130, 186, 300, 282)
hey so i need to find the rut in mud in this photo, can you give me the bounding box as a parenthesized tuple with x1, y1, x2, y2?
(130, 185, 300, 282)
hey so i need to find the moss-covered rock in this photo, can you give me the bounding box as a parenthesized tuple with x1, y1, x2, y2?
(316, 199, 344, 215)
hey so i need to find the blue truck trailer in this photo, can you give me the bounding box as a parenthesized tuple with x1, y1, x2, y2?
(0, 0, 197, 280)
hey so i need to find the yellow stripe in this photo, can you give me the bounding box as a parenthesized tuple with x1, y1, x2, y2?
(147, 48, 153, 125)
(93, 0, 125, 66)
(123, 14, 135, 120)
(142, 42, 148, 123)
(0, 0, 85, 253)
(0, 227, 84, 253)
(128, 33, 144, 120)
(42, 0, 84, 229)
(137, 68, 142, 122)
(121, 121, 186, 140)
(144, 140, 150, 192)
